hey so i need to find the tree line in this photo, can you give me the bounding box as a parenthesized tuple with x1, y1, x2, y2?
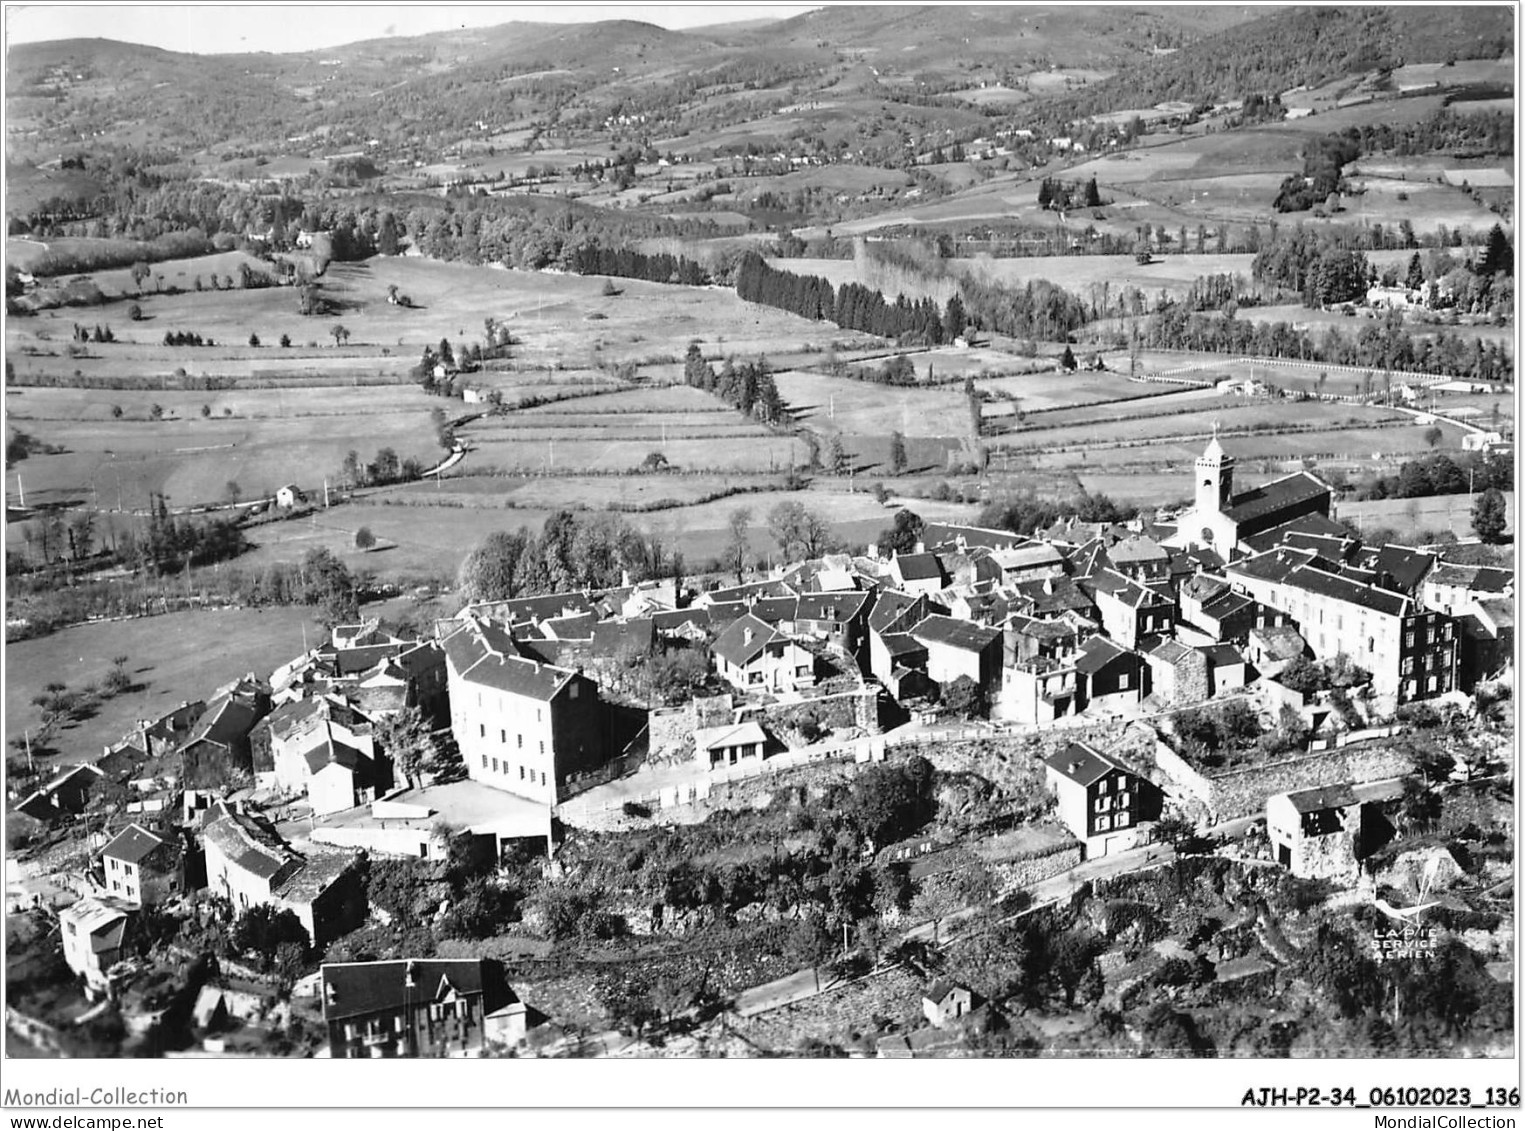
(682, 344, 787, 426)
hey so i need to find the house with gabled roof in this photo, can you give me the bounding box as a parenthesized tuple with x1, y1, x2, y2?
(60, 895, 136, 998)
(695, 721, 770, 771)
(1085, 568, 1175, 650)
(1266, 784, 1367, 881)
(178, 676, 270, 790)
(101, 823, 182, 908)
(1044, 741, 1154, 857)
(888, 551, 947, 596)
(443, 617, 607, 805)
(1074, 636, 1142, 714)
(321, 958, 530, 1057)
(909, 614, 1001, 699)
(1142, 638, 1209, 707)
(711, 613, 815, 694)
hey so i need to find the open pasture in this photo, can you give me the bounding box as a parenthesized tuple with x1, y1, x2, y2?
(4, 394, 443, 511)
(1336, 491, 1515, 542)
(234, 487, 982, 578)
(4, 606, 320, 767)
(514, 384, 728, 415)
(975, 369, 1176, 413)
(772, 370, 974, 438)
(379, 472, 786, 512)
(993, 399, 1414, 452)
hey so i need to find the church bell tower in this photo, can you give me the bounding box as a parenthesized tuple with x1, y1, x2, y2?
(1195, 428, 1234, 515)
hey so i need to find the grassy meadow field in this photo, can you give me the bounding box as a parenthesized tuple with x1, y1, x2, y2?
(5, 605, 321, 765)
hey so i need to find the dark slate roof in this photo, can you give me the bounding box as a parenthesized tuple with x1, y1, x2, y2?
(183, 693, 260, 752)
(322, 959, 519, 1024)
(443, 622, 579, 701)
(1012, 577, 1095, 618)
(1286, 566, 1411, 617)
(1147, 639, 1195, 665)
(493, 591, 596, 625)
(102, 823, 166, 866)
(923, 978, 970, 1005)
(1086, 568, 1169, 609)
(321, 643, 400, 677)
(1181, 574, 1231, 603)
(1241, 511, 1352, 555)
(1074, 635, 1132, 674)
(1229, 545, 1318, 586)
(750, 597, 799, 625)
(909, 614, 1000, 653)
(1044, 741, 1135, 787)
(1202, 644, 1246, 667)
(705, 601, 749, 628)
(868, 590, 926, 635)
(1223, 471, 1331, 527)
(892, 552, 945, 582)
(204, 813, 297, 881)
(881, 633, 929, 659)
(304, 735, 367, 776)
(795, 591, 871, 624)
(1201, 590, 1255, 621)
(651, 607, 710, 633)
(1428, 562, 1515, 593)
(712, 613, 788, 667)
(1282, 783, 1358, 813)
(591, 618, 655, 655)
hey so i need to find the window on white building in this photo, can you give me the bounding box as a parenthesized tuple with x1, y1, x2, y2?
(1095, 815, 1112, 832)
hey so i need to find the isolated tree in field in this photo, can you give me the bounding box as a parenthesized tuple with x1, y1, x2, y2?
(877, 508, 924, 557)
(723, 506, 753, 583)
(103, 655, 133, 697)
(340, 449, 364, 488)
(889, 430, 908, 474)
(1316, 372, 1328, 397)
(248, 332, 260, 347)
(1406, 252, 1426, 293)
(601, 278, 620, 297)
(149, 403, 164, 421)
(1472, 487, 1508, 544)
(1060, 346, 1077, 372)
(111, 404, 123, 419)
(372, 447, 400, 483)
(130, 262, 151, 292)
(641, 451, 669, 471)
(128, 303, 144, 321)
(200, 403, 211, 418)
(1133, 241, 1151, 266)
(1423, 426, 1443, 449)
(1083, 176, 1102, 209)
(1479, 223, 1514, 278)
(801, 430, 822, 471)
(224, 480, 242, 505)
(354, 526, 377, 551)
(827, 432, 849, 475)
(279, 333, 291, 348)
(767, 500, 831, 563)
(330, 323, 350, 348)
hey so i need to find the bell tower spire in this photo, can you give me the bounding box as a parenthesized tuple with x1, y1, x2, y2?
(1195, 429, 1234, 514)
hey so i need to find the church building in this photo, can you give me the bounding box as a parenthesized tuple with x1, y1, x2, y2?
(1169, 434, 1335, 558)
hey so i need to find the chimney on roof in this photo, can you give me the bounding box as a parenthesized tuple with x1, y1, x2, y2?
(743, 627, 754, 646)
(405, 960, 418, 989)
(1068, 761, 1080, 773)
